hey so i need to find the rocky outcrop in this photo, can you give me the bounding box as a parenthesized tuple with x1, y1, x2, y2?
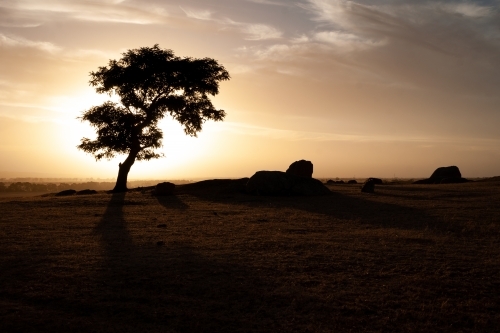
(439, 177, 469, 184)
(286, 160, 313, 178)
(431, 166, 461, 180)
(76, 189, 97, 195)
(176, 178, 248, 195)
(366, 177, 383, 185)
(56, 189, 76, 196)
(246, 171, 330, 196)
(413, 166, 469, 184)
(154, 182, 175, 196)
(347, 180, 358, 184)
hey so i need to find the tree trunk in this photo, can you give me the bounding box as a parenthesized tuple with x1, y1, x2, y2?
(112, 149, 139, 192)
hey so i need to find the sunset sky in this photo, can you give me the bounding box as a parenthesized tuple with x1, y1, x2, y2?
(1, 0, 499, 180)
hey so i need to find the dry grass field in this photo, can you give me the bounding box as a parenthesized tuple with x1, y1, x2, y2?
(1, 180, 499, 332)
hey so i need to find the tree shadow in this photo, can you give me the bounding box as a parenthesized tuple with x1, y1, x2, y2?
(377, 184, 489, 201)
(4, 192, 293, 332)
(87, 192, 296, 332)
(275, 191, 446, 231)
(154, 194, 190, 210)
(177, 180, 455, 233)
(94, 192, 135, 271)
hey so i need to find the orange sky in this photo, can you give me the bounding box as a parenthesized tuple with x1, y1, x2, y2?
(1, 0, 499, 179)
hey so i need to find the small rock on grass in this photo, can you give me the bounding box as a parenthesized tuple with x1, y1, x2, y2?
(361, 180, 375, 193)
(154, 182, 175, 196)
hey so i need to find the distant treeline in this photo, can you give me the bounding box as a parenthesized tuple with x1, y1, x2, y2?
(0, 178, 114, 182)
(0, 182, 114, 192)
(0, 180, 192, 193)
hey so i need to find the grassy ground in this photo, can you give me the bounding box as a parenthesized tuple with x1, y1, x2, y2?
(0, 181, 499, 332)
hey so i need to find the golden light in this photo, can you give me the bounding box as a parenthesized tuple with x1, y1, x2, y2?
(39, 87, 221, 179)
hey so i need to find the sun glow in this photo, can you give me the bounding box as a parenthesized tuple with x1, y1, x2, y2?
(43, 87, 221, 179)
(129, 117, 217, 178)
(46, 87, 120, 118)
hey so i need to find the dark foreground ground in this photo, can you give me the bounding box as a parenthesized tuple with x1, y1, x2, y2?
(0, 181, 499, 332)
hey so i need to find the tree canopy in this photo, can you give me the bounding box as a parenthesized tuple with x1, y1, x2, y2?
(78, 45, 230, 191)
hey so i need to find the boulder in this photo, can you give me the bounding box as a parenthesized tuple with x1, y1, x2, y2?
(336, 180, 345, 184)
(76, 189, 97, 195)
(286, 160, 313, 178)
(367, 177, 383, 185)
(155, 182, 175, 196)
(430, 166, 461, 180)
(413, 166, 468, 184)
(412, 178, 431, 184)
(440, 177, 469, 184)
(347, 180, 358, 184)
(56, 189, 76, 196)
(246, 171, 331, 196)
(361, 180, 375, 193)
(326, 180, 335, 185)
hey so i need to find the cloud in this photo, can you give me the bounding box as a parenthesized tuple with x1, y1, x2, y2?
(0, 0, 169, 25)
(244, 0, 291, 6)
(442, 3, 493, 18)
(0, 33, 119, 124)
(303, 0, 500, 56)
(0, 6, 41, 27)
(231, 0, 499, 96)
(218, 121, 500, 148)
(0, 33, 61, 53)
(179, 6, 283, 41)
(240, 22, 283, 40)
(250, 44, 293, 61)
(312, 30, 385, 51)
(180, 6, 213, 20)
(2, 0, 285, 42)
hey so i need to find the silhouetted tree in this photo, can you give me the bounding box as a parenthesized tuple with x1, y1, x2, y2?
(78, 45, 230, 192)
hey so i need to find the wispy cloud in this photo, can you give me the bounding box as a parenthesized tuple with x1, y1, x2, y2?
(231, 0, 500, 96)
(0, 0, 169, 25)
(180, 7, 283, 41)
(312, 30, 385, 51)
(244, 0, 291, 6)
(442, 3, 494, 18)
(0, 33, 61, 53)
(218, 121, 500, 148)
(0, 32, 116, 62)
(239, 22, 283, 40)
(0, 33, 119, 124)
(180, 6, 213, 20)
(303, 0, 500, 55)
(1, 0, 286, 43)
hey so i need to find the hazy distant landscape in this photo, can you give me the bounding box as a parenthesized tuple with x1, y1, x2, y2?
(0, 176, 497, 196)
(0, 179, 193, 197)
